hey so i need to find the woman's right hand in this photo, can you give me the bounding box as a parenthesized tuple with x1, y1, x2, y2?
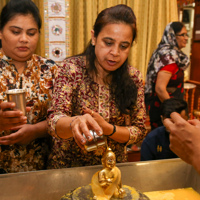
(69, 113, 103, 149)
(0, 102, 28, 132)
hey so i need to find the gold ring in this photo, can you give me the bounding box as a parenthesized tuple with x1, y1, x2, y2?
(91, 111, 94, 116)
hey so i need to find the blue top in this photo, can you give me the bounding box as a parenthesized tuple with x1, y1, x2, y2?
(140, 126, 178, 161)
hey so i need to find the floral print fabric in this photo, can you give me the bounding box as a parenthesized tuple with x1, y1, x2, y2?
(0, 50, 58, 173)
(47, 55, 146, 169)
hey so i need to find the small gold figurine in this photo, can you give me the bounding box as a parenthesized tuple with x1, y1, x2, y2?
(91, 147, 126, 200)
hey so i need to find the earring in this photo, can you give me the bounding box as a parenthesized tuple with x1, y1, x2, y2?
(91, 41, 95, 46)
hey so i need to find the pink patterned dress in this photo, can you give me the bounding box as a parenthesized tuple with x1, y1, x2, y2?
(0, 50, 58, 173)
(47, 55, 146, 168)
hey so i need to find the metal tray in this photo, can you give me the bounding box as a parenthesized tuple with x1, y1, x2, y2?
(0, 158, 199, 200)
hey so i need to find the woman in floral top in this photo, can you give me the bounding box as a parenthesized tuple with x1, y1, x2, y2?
(47, 4, 146, 169)
(0, 0, 57, 173)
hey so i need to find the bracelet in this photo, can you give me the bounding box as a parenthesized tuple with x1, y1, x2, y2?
(107, 124, 116, 137)
(70, 117, 78, 129)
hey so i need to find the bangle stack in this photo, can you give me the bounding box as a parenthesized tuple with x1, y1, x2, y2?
(107, 124, 116, 137)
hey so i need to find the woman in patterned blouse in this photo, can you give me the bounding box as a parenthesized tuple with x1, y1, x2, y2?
(47, 4, 147, 169)
(0, 0, 57, 173)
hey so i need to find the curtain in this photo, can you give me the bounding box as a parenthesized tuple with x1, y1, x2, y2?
(32, 0, 45, 57)
(69, 0, 127, 56)
(128, 0, 178, 77)
(69, 0, 97, 55)
(0, 0, 8, 10)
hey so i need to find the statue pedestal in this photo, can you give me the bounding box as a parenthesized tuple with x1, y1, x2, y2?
(60, 184, 150, 200)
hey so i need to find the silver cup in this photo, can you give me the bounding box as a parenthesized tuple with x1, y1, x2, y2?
(84, 130, 107, 152)
(6, 89, 26, 116)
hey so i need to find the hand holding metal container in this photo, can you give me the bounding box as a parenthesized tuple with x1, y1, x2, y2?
(6, 89, 27, 116)
(84, 130, 107, 152)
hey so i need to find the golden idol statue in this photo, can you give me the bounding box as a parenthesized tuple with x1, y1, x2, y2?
(91, 147, 126, 200)
(60, 143, 150, 200)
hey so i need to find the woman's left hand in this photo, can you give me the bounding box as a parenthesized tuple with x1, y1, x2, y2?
(82, 107, 109, 130)
(82, 107, 115, 138)
(68, 110, 103, 150)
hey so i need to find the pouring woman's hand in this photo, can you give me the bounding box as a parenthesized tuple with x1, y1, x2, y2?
(82, 107, 112, 136)
(69, 112, 103, 150)
(0, 102, 29, 132)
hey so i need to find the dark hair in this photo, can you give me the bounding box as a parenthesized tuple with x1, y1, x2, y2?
(82, 4, 138, 114)
(0, 0, 41, 31)
(161, 98, 188, 118)
(170, 21, 185, 35)
(93, 4, 137, 42)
